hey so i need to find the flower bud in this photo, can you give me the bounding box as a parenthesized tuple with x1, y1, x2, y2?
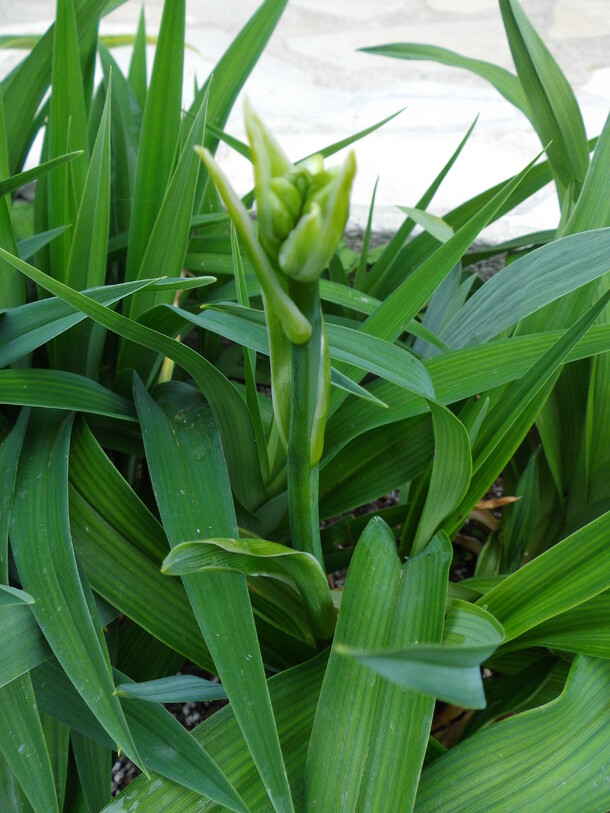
(244, 101, 356, 282)
(279, 152, 356, 282)
(268, 175, 303, 242)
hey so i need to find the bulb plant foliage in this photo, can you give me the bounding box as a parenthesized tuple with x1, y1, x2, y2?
(0, 1, 609, 813)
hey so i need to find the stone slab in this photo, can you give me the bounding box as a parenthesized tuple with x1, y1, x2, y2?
(1, 0, 608, 241)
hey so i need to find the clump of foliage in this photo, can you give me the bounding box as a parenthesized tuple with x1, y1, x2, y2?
(0, 1, 608, 812)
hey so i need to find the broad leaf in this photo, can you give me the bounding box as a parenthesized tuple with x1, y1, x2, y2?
(344, 601, 504, 709)
(306, 520, 451, 812)
(414, 656, 610, 812)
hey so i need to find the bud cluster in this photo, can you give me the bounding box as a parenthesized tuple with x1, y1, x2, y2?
(245, 102, 356, 283)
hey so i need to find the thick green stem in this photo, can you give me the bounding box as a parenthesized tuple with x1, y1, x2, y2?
(287, 280, 325, 567)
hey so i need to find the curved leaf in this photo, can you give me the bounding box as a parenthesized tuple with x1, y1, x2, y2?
(163, 537, 335, 640)
(441, 228, 610, 348)
(411, 401, 471, 555)
(0, 247, 267, 509)
(414, 656, 610, 813)
(0, 369, 136, 421)
(361, 42, 526, 112)
(343, 601, 504, 709)
(0, 585, 34, 607)
(115, 675, 227, 704)
(0, 675, 59, 813)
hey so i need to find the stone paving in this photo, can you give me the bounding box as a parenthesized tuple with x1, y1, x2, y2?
(1, 0, 609, 239)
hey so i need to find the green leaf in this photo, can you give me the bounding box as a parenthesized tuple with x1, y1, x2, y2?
(564, 111, 610, 235)
(98, 42, 142, 236)
(100, 652, 329, 813)
(502, 590, 610, 658)
(0, 272, 156, 369)
(128, 6, 147, 111)
(68, 418, 214, 671)
(195, 0, 289, 161)
(361, 42, 526, 112)
(0, 370, 136, 421)
(0, 585, 35, 606)
(0, 675, 59, 813)
(119, 83, 210, 376)
(17, 226, 71, 262)
(46, 0, 90, 282)
(115, 675, 227, 704)
(329, 367, 388, 408)
(0, 409, 28, 582)
(54, 77, 111, 372)
(71, 731, 110, 813)
(343, 601, 504, 709)
(502, 447, 540, 570)
(124, 0, 184, 283)
(306, 520, 452, 812)
(414, 656, 610, 813)
(363, 116, 478, 297)
(9, 410, 142, 769)
(329, 153, 542, 409)
(367, 154, 558, 300)
(0, 151, 83, 199)
(0, 751, 34, 812)
(0, 86, 24, 310)
(398, 206, 453, 244)
(33, 661, 248, 813)
(134, 379, 294, 813)
(441, 228, 610, 347)
(499, 0, 589, 196)
(40, 714, 69, 813)
(231, 225, 271, 481)
(192, 303, 436, 398)
(411, 401, 471, 555)
(323, 322, 610, 467)
(0, 249, 267, 509)
(0, 605, 53, 689)
(163, 537, 335, 641)
(478, 510, 610, 640)
(115, 671, 247, 813)
(461, 655, 558, 738)
(125, 86, 208, 324)
(0, 597, 117, 690)
(442, 288, 610, 535)
(1, 0, 108, 172)
(353, 177, 378, 289)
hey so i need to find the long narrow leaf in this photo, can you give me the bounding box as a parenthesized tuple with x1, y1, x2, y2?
(478, 510, 610, 640)
(0, 676, 59, 813)
(9, 410, 142, 768)
(134, 380, 294, 813)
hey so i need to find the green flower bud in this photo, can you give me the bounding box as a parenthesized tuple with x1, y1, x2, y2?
(268, 176, 303, 242)
(244, 100, 356, 281)
(279, 151, 356, 282)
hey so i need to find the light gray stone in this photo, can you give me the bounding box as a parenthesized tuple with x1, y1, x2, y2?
(0, 0, 608, 240)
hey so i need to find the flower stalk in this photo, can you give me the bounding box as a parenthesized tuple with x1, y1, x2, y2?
(197, 102, 354, 567)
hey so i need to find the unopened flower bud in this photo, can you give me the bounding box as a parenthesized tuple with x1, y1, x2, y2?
(279, 151, 356, 282)
(244, 101, 356, 282)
